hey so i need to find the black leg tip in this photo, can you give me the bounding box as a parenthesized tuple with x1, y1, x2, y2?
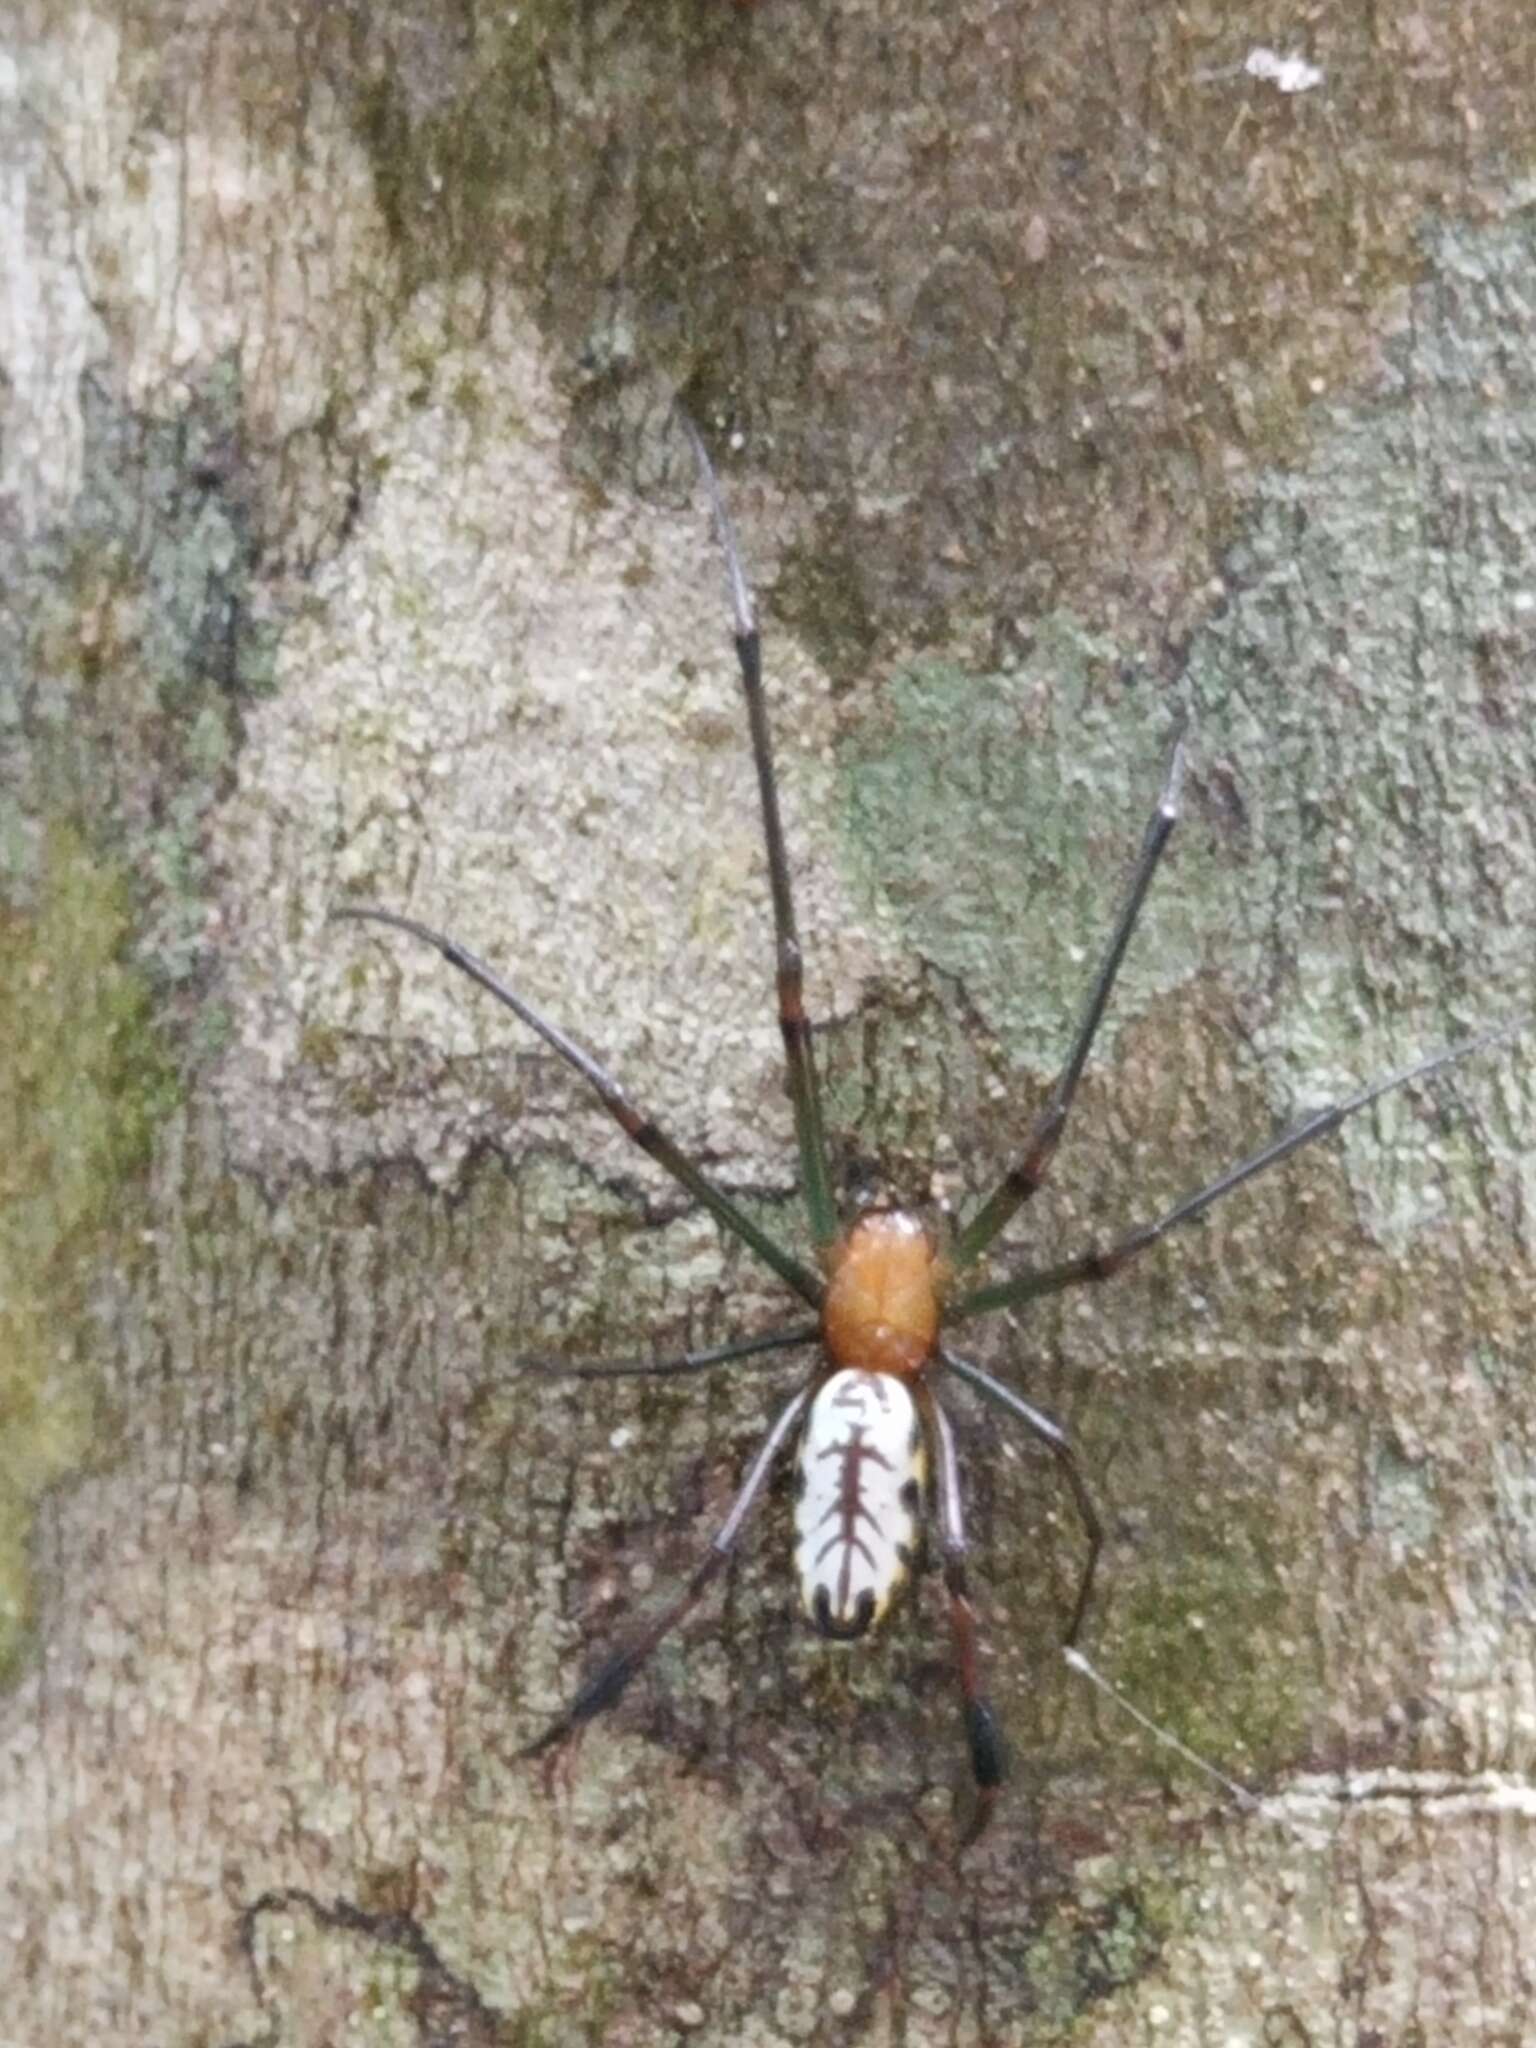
(965, 1699, 1008, 1789)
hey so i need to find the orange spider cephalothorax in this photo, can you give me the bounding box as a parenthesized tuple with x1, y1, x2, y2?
(821, 1209, 946, 1378)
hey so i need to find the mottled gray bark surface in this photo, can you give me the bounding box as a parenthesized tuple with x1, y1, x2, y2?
(2, 3, 1534, 2043)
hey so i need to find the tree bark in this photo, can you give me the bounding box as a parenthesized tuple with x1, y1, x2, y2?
(3, 3, 1534, 2043)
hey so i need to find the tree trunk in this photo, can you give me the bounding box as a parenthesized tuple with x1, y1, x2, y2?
(4, 4, 1534, 2042)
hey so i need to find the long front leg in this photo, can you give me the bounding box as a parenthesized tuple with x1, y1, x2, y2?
(951, 729, 1185, 1270)
(917, 1387, 1007, 1850)
(685, 420, 838, 1252)
(519, 1384, 811, 1758)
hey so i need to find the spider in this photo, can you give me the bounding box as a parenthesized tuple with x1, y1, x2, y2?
(334, 422, 1511, 1847)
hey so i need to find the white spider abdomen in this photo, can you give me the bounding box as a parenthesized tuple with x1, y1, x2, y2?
(792, 1368, 925, 1640)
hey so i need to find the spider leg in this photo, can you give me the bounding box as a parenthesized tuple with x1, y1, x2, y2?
(940, 1346, 1103, 1649)
(916, 1386, 1006, 1850)
(951, 1023, 1519, 1321)
(525, 1322, 820, 1380)
(331, 906, 824, 1307)
(952, 728, 1185, 1269)
(684, 419, 838, 1253)
(518, 1383, 811, 1759)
